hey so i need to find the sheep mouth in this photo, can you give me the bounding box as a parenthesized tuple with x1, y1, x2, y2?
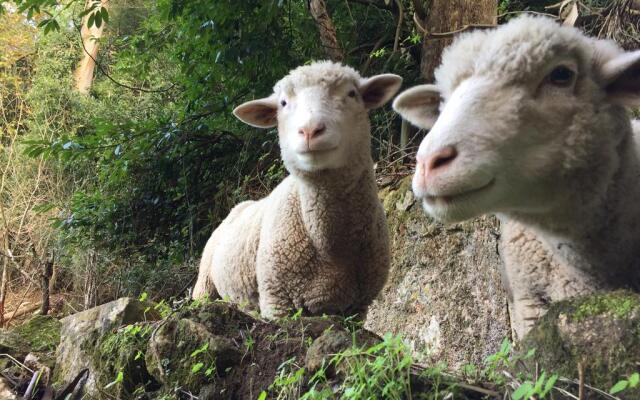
(424, 178, 495, 205)
(297, 146, 338, 155)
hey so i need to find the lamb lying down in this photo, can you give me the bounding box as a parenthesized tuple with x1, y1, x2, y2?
(393, 16, 640, 338)
(194, 61, 401, 318)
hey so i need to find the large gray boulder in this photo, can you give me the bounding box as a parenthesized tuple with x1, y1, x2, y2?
(365, 177, 510, 368)
(53, 297, 158, 397)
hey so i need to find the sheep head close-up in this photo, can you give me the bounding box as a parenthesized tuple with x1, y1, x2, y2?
(394, 16, 640, 225)
(233, 61, 402, 174)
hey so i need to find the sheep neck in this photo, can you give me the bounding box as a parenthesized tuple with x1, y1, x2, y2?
(294, 164, 379, 258)
(502, 127, 640, 287)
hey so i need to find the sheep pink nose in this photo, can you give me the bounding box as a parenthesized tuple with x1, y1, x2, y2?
(415, 145, 458, 189)
(298, 122, 326, 141)
(422, 145, 458, 173)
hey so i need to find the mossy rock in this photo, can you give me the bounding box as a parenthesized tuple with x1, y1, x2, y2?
(145, 317, 241, 393)
(93, 322, 159, 398)
(0, 315, 60, 360)
(521, 291, 640, 399)
(53, 297, 160, 398)
(177, 300, 256, 337)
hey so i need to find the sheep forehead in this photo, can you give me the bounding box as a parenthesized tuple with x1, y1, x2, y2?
(273, 60, 362, 97)
(435, 16, 601, 97)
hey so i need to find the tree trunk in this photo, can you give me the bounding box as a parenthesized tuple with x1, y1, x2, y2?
(419, 0, 497, 81)
(75, 0, 109, 94)
(309, 0, 344, 62)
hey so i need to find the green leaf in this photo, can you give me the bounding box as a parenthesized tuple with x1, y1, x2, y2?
(533, 371, 546, 393)
(512, 382, 533, 400)
(191, 362, 204, 373)
(542, 374, 558, 396)
(95, 11, 102, 28)
(610, 380, 629, 394)
(103, 370, 124, 389)
(101, 7, 109, 23)
(257, 391, 267, 400)
(524, 348, 536, 359)
(190, 342, 209, 357)
(629, 373, 639, 388)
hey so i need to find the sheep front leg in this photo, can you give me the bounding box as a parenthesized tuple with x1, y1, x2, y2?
(256, 258, 293, 319)
(499, 221, 554, 340)
(258, 290, 290, 319)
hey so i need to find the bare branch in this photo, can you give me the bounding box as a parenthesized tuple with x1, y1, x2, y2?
(393, 0, 404, 52)
(413, 12, 496, 38)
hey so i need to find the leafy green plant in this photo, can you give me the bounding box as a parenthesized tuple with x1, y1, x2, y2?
(610, 372, 640, 395)
(511, 372, 558, 400)
(188, 342, 217, 380)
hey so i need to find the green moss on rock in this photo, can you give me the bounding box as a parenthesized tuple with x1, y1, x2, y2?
(93, 322, 158, 398)
(0, 315, 61, 360)
(571, 291, 639, 321)
(521, 291, 640, 399)
(145, 317, 241, 393)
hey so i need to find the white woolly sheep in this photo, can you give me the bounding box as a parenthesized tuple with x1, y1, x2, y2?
(393, 16, 640, 339)
(193, 61, 401, 318)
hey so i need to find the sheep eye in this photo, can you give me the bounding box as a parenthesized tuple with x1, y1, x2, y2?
(347, 90, 357, 98)
(280, 100, 287, 107)
(548, 66, 575, 86)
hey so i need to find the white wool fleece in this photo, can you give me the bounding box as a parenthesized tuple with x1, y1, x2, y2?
(194, 61, 400, 318)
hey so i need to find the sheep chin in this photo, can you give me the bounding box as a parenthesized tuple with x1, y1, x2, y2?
(421, 180, 497, 224)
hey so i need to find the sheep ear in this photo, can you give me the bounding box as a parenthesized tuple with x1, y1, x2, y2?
(359, 74, 403, 109)
(392, 84, 441, 129)
(233, 96, 278, 128)
(601, 50, 640, 107)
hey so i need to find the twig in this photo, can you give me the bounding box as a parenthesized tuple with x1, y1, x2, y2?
(361, 33, 389, 74)
(578, 361, 584, 400)
(558, 377, 621, 400)
(392, 0, 403, 52)
(412, 13, 496, 39)
(553, 386, 580, 399)
(0, 354, 34, 374)
(6, 276, 35, 325)
(497, 10, 560, 19)
(6, 302, 41, 323)
(411, 0, 426, 21)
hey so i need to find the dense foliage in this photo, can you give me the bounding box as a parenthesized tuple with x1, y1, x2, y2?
(2, 0, 424, 304)
(1, 0, 636, 307)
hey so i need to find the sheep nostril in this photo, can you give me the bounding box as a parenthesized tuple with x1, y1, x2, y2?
(427, 146, 458, 172)
(313, 123, 326, 137)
